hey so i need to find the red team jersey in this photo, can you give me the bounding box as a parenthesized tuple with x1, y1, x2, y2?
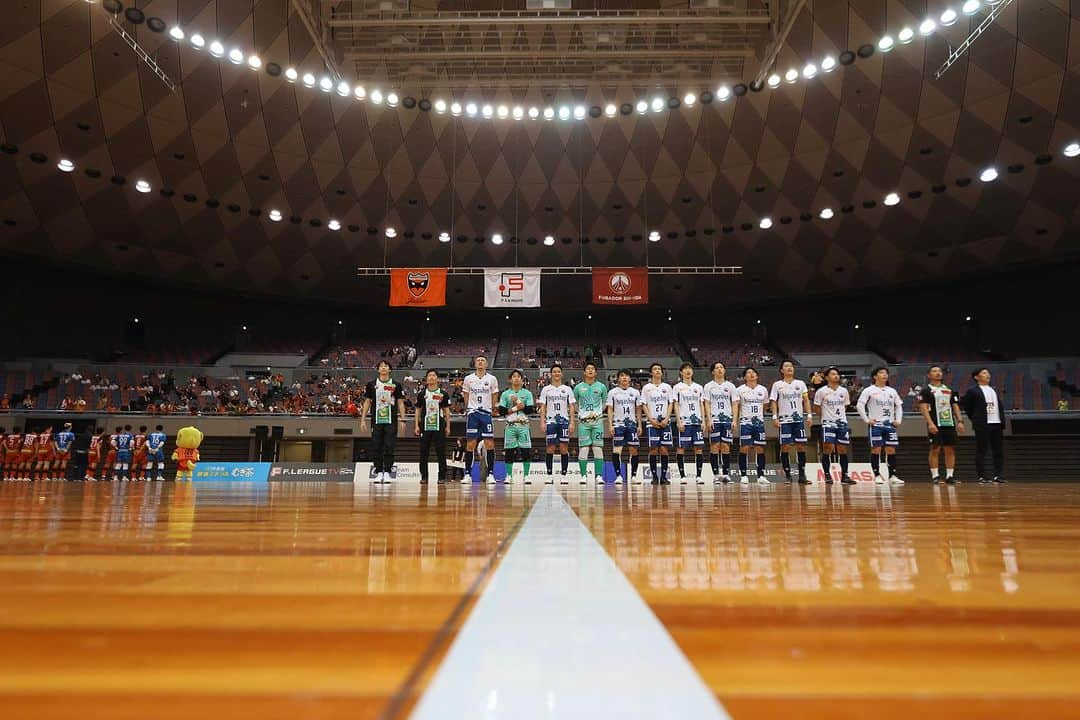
(36, 431, 53, 457)
(3, 434, 21, 455)
(133, 434, 147, 455)
(21, 432, 37, 454)
(89, 435, 103, 456)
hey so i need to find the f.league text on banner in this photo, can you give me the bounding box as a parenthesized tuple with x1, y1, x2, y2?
(593, 267, 648, 305)
(484, 268, 541, 308)
(389, 268, 447, 307)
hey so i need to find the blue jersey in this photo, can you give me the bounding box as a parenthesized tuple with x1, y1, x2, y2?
(54, 431, 75, 452)
(147, 431, 166, 451)
(115, 433, 133, 451)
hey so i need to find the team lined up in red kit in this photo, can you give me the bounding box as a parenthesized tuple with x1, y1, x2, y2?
(0, 425, 168, 481)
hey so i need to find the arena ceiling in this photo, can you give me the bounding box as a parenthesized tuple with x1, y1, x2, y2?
(1, 0, 1079, 306)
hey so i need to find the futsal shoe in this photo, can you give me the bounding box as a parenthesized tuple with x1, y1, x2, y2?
(825, 475, 834, 485)
(798, 471, 810, 485)
(783, 471, 793, 484)
(486, 474, 497, 485)
(874, 475, 887, 484)
(841, 474, 857, 485)
(889, 475, 904, 485)
(756, 475, 769, 485)
(560, 473, 569, 485)
(696, 474, 706, 485)
(945, 476, 957, 485)
(978, 477, 991, 484)
(740, 475, 750, 484)
(993, 476, 1007, 483)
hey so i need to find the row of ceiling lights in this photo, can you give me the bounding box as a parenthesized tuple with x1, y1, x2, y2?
(42, 143, 1080, 243)
(137, 1, 1008, 124)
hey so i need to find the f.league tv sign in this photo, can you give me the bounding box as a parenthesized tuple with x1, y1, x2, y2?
(484, 268, 541, 307)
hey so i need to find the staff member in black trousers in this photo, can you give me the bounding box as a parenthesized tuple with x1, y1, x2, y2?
(70, 426, 94, 481)
(961, 368, 1006, 484)
(415, 369, 451, 484)
(360, 361, 406, 484)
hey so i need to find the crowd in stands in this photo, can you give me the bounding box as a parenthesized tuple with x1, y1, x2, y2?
(320, 342, 417, 370)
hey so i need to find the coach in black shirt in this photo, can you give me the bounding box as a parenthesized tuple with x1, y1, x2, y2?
(360, 361, 406, 483)
(961, 368, 1006, 483)
(415, 370, 451, 484)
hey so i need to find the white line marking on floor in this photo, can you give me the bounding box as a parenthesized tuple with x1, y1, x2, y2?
(409, 485, 729, 719)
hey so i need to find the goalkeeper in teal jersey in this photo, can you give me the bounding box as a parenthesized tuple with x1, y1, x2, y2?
(496, 369, 536, 483)
(573, 362, 609, 482)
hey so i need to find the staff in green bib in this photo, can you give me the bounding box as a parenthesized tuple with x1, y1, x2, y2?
(497, 370, 535, 484)
(574, 361, 608, 483)
(919, 364, 965, 484)
(414, 369, 451, 484)
(360, 361, 406, 484)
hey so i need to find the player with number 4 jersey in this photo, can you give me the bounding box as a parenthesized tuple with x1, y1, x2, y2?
(814, 367, 855, 485)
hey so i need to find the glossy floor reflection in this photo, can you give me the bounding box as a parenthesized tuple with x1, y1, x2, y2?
(566, 482, 1080, 719)
(0, 481, 534, 720)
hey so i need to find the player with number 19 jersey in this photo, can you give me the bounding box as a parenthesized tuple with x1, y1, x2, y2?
(704, 379, 738, 445)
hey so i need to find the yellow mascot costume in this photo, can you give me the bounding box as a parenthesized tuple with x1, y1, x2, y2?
(172, 426, 203, 482)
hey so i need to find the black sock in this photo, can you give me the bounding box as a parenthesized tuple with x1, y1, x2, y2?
(721, 453, 730, 475)
(560, 453, 568, 474)
(464, 451, 474, 479)
(695, 454, 703, 476)
(756, 453, 766, 476)
(739, 453, 747, 475)
(781, 453, 791, 475)
(660, 455, 669, 480)
(797, 451, 806, 472)
(546, 453, 554, 474)
(486, 449, 495, 475)
(871, 454, 880, 476)
(886, 454, 897, 476)
(612, 453, 622, 477)
(676, 454, 686, 478)
(649, 454, 659, 481)
(630, 454, 640, 477)
(839, 454, 849, 475)
(710, 453, 720, 475)
(822, 453, 831, 477)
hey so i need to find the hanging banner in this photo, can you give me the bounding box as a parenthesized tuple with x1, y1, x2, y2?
(593, 267, 649, 305)
(484, 268, 541, 307)
(389, 268, 447, 307)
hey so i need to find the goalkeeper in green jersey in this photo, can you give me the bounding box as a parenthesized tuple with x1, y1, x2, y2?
(573, 361, 609, 483)
(496, 369, 536, 484)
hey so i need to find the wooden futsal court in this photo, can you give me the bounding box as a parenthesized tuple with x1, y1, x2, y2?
(0, 480, 1077, 719)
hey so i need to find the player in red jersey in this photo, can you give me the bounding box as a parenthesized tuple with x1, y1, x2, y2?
(0, 428, 5, 479)
(33, 426, 54, 481)
(2, 428, 21, 480)
(102, 426, 121, 481)
(18, 428, 38, 481)
(86, 427, 105, 482)
(132, 425, 148, 480)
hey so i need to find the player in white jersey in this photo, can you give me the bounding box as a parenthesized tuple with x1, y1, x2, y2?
(462, 355, 500, 483)
(813, 367, 855, 485)
(856, 366, 905, 484)
(769, 360, 812, 484)
(672, 363, 706, 483)
(736, 367, 770, 484)
(607, 369, 642, 484)
(537, 364, 576, 483)
(703, 361, 739, 482)
(640, 363, 673, 484)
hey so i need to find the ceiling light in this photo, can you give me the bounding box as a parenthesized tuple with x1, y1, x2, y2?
(434, 99, 447, 114)
(353, 85, 366, 100)
(512, 106, 523, 120)
(466, 102, 478, 116)
(439, 232, 450, 243)
(302, 72, 315, 87)
(940, 8, 958, 25)
(819, 207, 834, 219)
(371, 89, 384, 104)
(878, 35, 895, 52)
(57, 159, 75, 173)
(651, 97, 665, 112)
(228, 48, 244, 64)
(190, 33, 205, 48)
(573, 105, 586, 120)
(648, 230, 661, 242)
(604, 103, 617, 117)
(496, 105, 509, 118)
(717, 85, 732, 101)
(247, 55, 262, 70)
(491, 233, 504, 245)
(635, 100, 648, 114)
(269, 209, 282, 222)
(385, 227, 396, 238)
(528, 106, 540, 119)
(482, 104, 494, 118)
(543, 107, 554, 120)
(543, 235, 555, 246)
(767, 74, 781, 88)
(450, 102, 462, 116)
(759, 217, 773, 229)
(962, 0, 981, 14)
(168, 26, 184, 41)
(285, 67, 298, 82)
(683, 92, 696, 106)
(802, 63, 818, 79)
(558, 105, 570, 120)
(821, 56, 837, 72)
(898, 27, 915, 44)
(135, 180, 151, 193)
(328, 219, 341, 231)
(208, 40, 224, 57)
(319, 76, 333, 92)
(979, 167, 999, 182)
(784, 68, 799, 83)
(1064, 142, 1080, 158)
(919, 18, 937, 35)
(884, 192, 901, 206)
(334, 81, 349, 96)
(386, 92, 399, 107)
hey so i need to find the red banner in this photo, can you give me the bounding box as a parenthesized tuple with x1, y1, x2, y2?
(593, 267, 648, 305)
(389, 268, 447, 307)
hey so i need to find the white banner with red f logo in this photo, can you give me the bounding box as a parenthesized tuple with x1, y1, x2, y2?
(484, 268, 541, 307)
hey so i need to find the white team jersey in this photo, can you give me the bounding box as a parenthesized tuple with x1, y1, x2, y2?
(640, 382, 673, 423)
(857, 385, 904, 424)
(607, 386, 640, 424)
(770, 379, 809, 423)
(703, 380, 738, 423)
(539, 384, 575, 423)
(736, 384, 769, 423)
(814, 386, 851, 424)
(672, 381, 705, 425)
(464, 372, 499, 413)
